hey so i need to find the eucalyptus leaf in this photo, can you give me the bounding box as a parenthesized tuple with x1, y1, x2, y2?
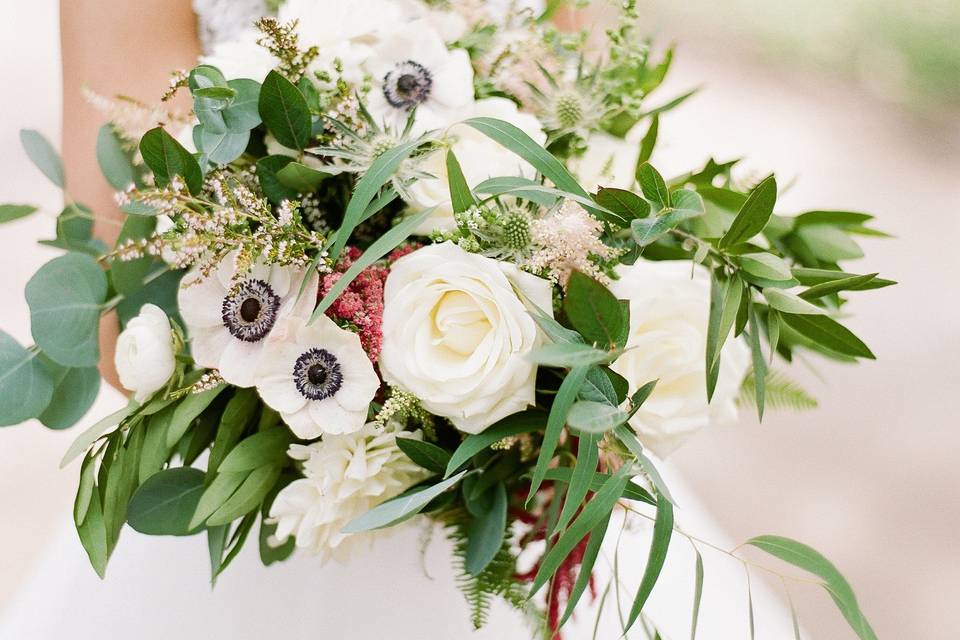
(567, 401, 629, 434)
(198, 126, 250, 165)
(0, 331, 54, 426)
(747, 305, 767, 420)
(38, 362, 100, 430)
(0, 204, 37, 223)
(526, 342, 615, 367)
(625, 495, 674, 630)
(222, 78, 263, 132)
(26, 253, 107, 367)
(631, 208, 701, 247)
(96, 124, 136, 189)
(473, 176, 559, 207)
(763, 288, 826, 315)
(528, 366, 588, 502)
(554, 431, 601, 534)
(20, 129, 65, 188)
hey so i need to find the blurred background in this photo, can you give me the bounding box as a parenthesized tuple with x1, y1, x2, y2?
(0, 1, 957, 638)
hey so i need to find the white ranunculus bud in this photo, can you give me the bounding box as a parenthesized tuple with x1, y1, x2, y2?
(379, 242, 553, 434)
(609, 260, 751, 457)
(114, 304, 176, 403)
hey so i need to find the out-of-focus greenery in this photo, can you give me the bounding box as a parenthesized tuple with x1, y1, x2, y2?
(642, 0, 960, 115)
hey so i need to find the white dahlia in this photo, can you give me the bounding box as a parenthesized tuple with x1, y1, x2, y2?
(267, 422, 428, 562)
(254, 314, 380, 439)
(177, 251, 317, 387)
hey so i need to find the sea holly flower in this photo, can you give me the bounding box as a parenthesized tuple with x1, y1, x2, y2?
(255, 313, 380, 439)
(177, 250, 318, 387)
(364, 28, 475, 135)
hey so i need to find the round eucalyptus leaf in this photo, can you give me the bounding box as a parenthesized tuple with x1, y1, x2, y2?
(222, 78, 262, 132)
(199, 126, 250, 166)
(96, 124, 135, 190)
(0, 331, 54, 426)
(26, 253, 107, 367)
(127, 467, 206, 536)
(37, 358, 101, 430)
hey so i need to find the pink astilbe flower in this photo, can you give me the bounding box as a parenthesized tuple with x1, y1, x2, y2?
(320, 247, 388, 362)
(523, 201, 618, 287)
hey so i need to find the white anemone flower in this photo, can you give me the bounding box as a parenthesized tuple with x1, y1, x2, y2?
(268, 422, 427, 562)
(363, 28, 475, 136)
(254, 314, 380, 439)
(177, 251, 317, 388)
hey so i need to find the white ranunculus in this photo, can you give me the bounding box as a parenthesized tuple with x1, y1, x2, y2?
(254, 314, 380, 439)
(268, 421, 428, 562)
(177, 251, 317, 388)
(379, 242, 553, 434)
(114, 304, 176, 403)
(405, 98, 547, 234)
(569, 130, 642, 193)
(609, 260, 750, 457)
(363, 27, 475, 135)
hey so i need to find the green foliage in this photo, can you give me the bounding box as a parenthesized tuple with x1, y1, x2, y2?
(0, 204, 37, 223)
(0, 331, 53, 426)
(96, 124, 136, 190)
(26, 253, 106, 367)
(342, 470, 468, 533)
(442, 509, 526, 630)
(139, 127, 202, 194)
(20, 129, 64, 188)
(465, 482, 507, 575)
(719, 176, 777, 248)
(395, 438, 452, 474)
(563, 271, 629, 350)
(37, 359, 100, 430)
(259, 70, 312, 150)
(127, 467, 206, 536)
(739, 370, 818, 412)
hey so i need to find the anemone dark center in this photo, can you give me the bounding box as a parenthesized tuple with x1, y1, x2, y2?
(293, 348, 343, 401)
(221, 278, 281, 342)
(239, 297, 262, 323)
(383, 60, 432, 110)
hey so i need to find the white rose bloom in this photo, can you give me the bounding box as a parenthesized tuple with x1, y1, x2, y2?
(363, 28, 474, 136)
(254, 314, 380, 439)
(268, 422, 427, 562)
(569, 130, 642, 193)
(380, 242, 553, 434)
(177, 251, 317, 388)
(609, 260, 750, 457)
(114, 304, 176, 403)
(405, 98, 547, 234)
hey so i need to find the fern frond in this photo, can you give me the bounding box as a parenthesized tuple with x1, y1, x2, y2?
(439, 508, 527, 630)
(739, 369, 818, 412)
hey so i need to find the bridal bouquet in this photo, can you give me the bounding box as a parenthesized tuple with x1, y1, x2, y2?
(1, 0, 890, 636)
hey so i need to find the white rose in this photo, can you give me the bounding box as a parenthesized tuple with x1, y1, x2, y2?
(114, 304, 176, 403)
(609, 260, 750, 457)
(405, 98, 547, 235)
(379, 242, 553, 434)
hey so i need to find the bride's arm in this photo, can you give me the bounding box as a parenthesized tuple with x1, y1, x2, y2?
(61, 0, 201, 390)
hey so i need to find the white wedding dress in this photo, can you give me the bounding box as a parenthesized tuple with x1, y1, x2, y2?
(0, 3, 799, 638)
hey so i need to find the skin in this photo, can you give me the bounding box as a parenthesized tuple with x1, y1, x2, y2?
(61, 0, 200, 390)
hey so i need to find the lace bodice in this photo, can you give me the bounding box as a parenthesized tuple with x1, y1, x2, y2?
(193, 0, 272, 52)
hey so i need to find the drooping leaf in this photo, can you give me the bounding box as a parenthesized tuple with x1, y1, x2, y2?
(166, 383, 227, 447)
(61, 400, 138, 468)
(613, 425, 677, 505)
(559, 511, 611, 628)
(258, 70, 312, 150)
(218, 427, 291, 473)
(26, 253, 107, 367)
(690, 547, 704, 640)
(0, 331, 54, 426)
(74, 465, 109, 577)
(127, 466, 206, 536)
(465, 482, 507, 575)
(554, 431, 601, 533)
(20, 129, 65, 188)
(747, 305, 767, 420)
(342, 470, 469, 533)
(541, 468, 655, 506)
(206, 464, 282, 526)
(746, 535, 878, 640)
(96, 124, 136, 189)
(798, 273, 880, 299)
(528, 366, 588, 502)
(763, 289, 826, 315)
(719, 175, 777, 248)
(637, 114, 659, 166)
(625, 495, 674, 630)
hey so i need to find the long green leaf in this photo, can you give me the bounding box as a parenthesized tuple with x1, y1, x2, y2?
(61, 400, 138, 468)
(396, 438, 451, 474)
(566, 401, 628, 434)
(528, 365, 588, 503)
(781, 314, 875, 359)
(465, 482, 507, 575)
(625, 495, 674, 630)
(446, 149, 477, 214)
(311, 206, 435, 321)
(445, 410, 546, 477)
(719, 175, 777, 248)
(691, 547, 704, 640)
(613, 425, 677, 505)
(746, 535, 877, 640)
(747, 305, 767, 420)
(540, 468, 656, 506)
(559, 511, 611, 628)
(342, 470, 468, 533)
(464, 117, 590, 200)
(328, 138, 423, 259)
(553, 432, 601, 534)
(166, 383, 227, 447)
